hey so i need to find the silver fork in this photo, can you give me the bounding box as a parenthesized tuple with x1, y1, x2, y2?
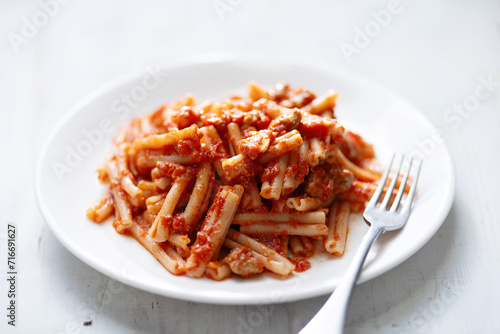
(300, 154, 422, 334)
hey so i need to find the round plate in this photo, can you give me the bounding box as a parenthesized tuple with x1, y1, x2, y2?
(34, 56, 455, 304)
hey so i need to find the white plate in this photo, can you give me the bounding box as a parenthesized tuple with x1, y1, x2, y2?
(35, 56, 455, 305)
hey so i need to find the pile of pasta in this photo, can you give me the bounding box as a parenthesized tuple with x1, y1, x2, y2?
(87, 82, 383, 280)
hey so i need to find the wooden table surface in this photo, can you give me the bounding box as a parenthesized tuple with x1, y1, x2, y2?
(1, 1, 499, 333)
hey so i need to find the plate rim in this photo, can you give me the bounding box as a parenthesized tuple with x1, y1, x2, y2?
(34, 54, 456, 304)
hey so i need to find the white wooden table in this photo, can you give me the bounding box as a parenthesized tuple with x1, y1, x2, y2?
(1, 1, 499, 333)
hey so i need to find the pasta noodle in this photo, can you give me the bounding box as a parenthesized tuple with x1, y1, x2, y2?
(324, 201, 351, 256)
(185, 185, 244, 277)
(87, 81, 388, 280)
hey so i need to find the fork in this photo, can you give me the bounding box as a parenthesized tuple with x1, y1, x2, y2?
(299, 154, 422, 334)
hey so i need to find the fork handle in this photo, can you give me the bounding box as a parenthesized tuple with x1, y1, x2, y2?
(300, 225, 383, 334)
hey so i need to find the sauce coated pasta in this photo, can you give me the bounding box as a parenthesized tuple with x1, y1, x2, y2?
(86, 82, 383, 280)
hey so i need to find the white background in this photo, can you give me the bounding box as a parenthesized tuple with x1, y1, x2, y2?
(1, 0, 500, 333)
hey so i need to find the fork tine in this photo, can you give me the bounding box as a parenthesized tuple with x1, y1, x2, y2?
(380, 154, 403, 210)
(366, 153, 395, 209)
(390, 157, 413, 212)
(400, 159, 422, 216)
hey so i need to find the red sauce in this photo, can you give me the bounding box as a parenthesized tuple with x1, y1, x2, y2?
(156, 161, 186, 177)
(304, 166, 334, 201)
(177, 137, 201, 156)
(299, 113, 337, 139)
(171, 212, 186, 234)
(252, 234, 287, 256)
(239, 130, 273, 160)
(337, 131, 375, 164)
(261, 158, 280, 184)
(171, 106, 199, 129)
(290, 258, 311, 273)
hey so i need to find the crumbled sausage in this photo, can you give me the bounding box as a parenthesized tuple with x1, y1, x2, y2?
(224, 247, 264, 277)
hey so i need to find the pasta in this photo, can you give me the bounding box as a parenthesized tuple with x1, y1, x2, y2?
(87, 81, 391, 280)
